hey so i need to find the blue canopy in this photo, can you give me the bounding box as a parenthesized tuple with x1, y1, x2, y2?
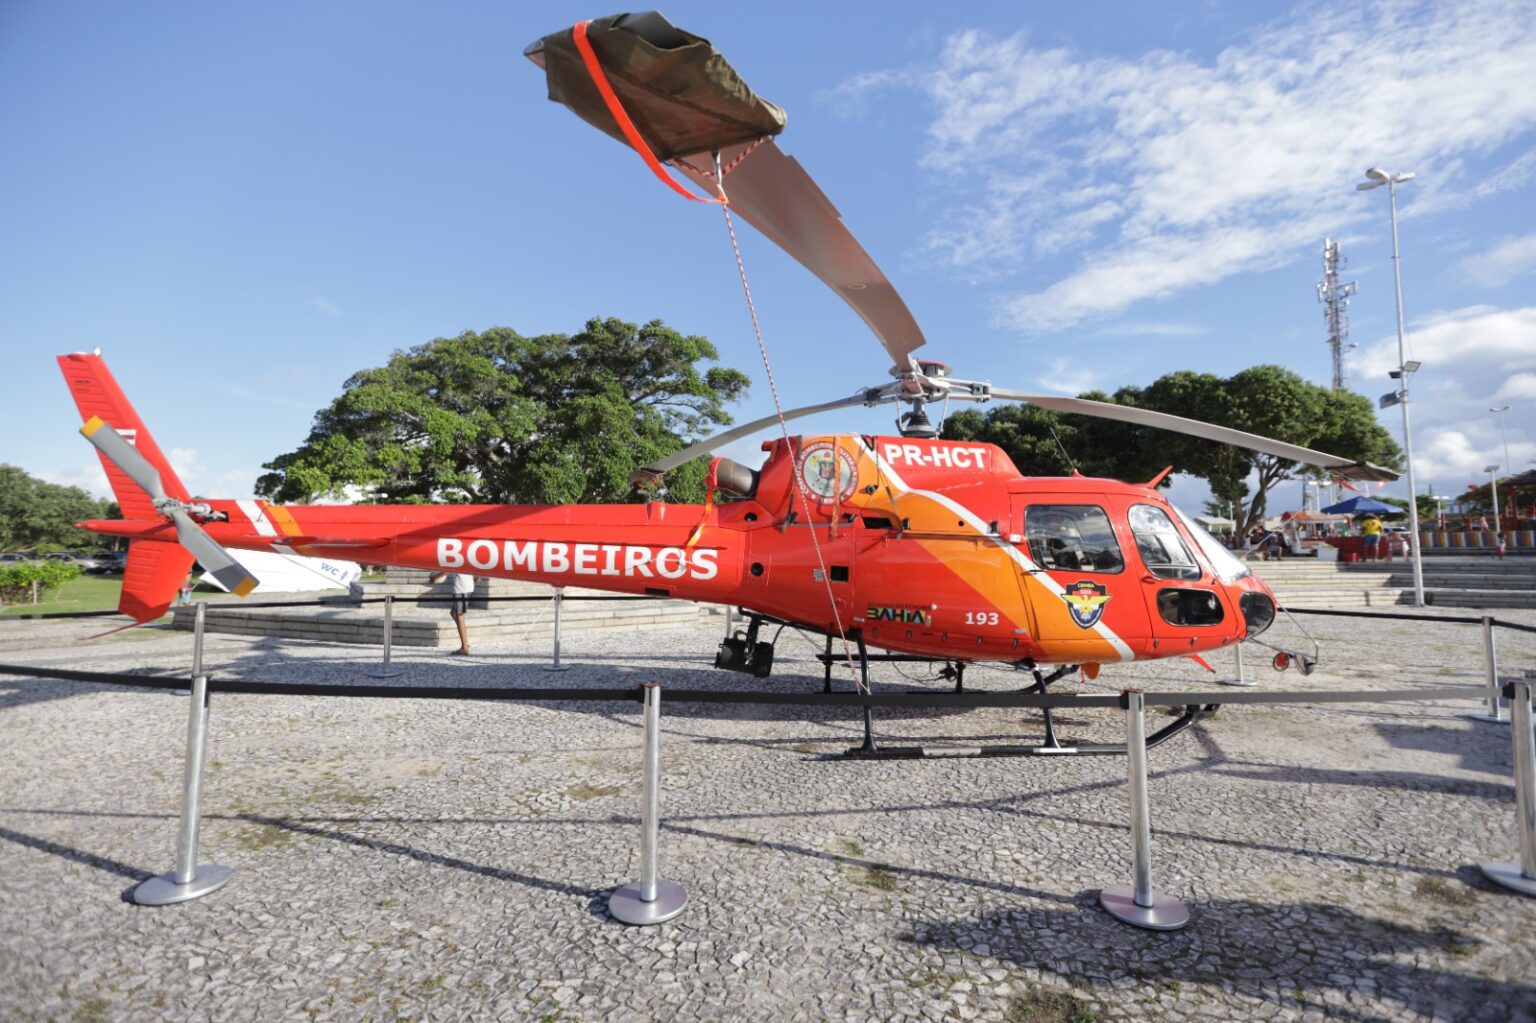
(1321, 495, 1395, 515)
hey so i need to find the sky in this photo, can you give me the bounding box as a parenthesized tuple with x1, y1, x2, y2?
(4, 0, 1534, 520)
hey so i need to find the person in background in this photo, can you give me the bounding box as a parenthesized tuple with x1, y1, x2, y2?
(1360, 514, 1383, 561)
(429, 571, 475, 656)
(177, 567, 196, 605)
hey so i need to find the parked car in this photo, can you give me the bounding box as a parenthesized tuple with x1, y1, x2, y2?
(0, 552, 29, 565)
(44, 551, 103, 571)
(86, 551, 127, 574)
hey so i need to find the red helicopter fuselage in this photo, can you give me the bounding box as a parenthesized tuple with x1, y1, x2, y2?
(84, 431, 1277, 668)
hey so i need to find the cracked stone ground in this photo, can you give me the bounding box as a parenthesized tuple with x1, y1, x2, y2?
(2, 606, 1535, 1022)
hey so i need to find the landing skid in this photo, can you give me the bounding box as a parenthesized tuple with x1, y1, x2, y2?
(841, 703, 1218, 760)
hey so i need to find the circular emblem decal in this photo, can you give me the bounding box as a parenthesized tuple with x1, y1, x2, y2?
(798, 442, 858, 503)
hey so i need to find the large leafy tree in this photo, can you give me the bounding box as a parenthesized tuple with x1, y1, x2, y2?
(0, 465, 114, 550)
(256, 318, 749, 505)
(940, 366, 1401, 534)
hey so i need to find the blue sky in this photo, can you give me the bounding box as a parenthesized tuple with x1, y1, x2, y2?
(4, 1, 1534, 518)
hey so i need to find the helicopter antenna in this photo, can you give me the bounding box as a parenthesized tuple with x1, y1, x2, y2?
(1047, 423, 1079, 475)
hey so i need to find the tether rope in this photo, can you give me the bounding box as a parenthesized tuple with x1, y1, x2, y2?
(712, 161, 865, 693)
(566, 20, 863, 691)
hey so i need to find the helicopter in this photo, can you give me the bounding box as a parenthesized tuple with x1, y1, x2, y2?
(58, 11, 1397, 757)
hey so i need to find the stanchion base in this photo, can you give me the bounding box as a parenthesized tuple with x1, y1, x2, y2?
(367, 667, 404, 679)
(1098, 884, 1190, 930)
(542, 665, 572, 673)
(1214, 677, 1259, 688)
(1466, 712, 1508, 724)
(608, 879, 687, 925)
(132, 864, 233, 906)
(1480, 861, 1536, 897)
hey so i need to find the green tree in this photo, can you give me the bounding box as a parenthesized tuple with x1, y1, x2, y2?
(256, 318, 750, 505)
(0, 464, 112, 550)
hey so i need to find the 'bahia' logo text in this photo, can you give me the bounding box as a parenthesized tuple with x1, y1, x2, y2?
(866, 605, 932, 626)
(437, 538, 717, 581)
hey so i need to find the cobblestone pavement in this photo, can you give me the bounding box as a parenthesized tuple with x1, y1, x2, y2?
(2, 606, 1535, 1022)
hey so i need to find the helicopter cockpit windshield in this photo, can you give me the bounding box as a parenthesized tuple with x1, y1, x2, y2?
(1170, 505, 1253, 584)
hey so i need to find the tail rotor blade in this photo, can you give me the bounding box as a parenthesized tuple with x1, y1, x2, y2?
(167, 508, 259, 598)
(80, 416, 168, 501)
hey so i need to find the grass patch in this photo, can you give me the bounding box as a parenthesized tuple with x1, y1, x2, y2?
(564, 783, 623, 801)
(1413, 876, 1464, 907)
(70, 996, 112, 1023)
(2, 575, 125, 616)
(1005, 984, 1099, 1023)
(836, 837, 866, 856)
(237, 823, 295, 851)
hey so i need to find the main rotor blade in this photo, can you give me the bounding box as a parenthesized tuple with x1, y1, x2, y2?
(986, 390, 1401, 482)
(80, 416, 168, 502)
(640, 391, 873, 478)
(167, 508, 259, 598)
(673, 141, 927, 369)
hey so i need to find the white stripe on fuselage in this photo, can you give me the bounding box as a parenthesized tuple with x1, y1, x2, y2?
(236, 499, 286, 553)
(866, 443, 1135, 662)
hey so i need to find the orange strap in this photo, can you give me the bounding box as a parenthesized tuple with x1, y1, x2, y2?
(685, 482, 716, 548)
(572, 21, 726, 205)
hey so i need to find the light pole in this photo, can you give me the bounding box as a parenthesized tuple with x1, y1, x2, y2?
(1485, 464, 1504, 559)
(1491, 405, 1513, 476)
(1359, 167, 1425, 606)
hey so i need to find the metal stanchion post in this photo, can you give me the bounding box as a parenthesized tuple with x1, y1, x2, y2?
(609, 684, 687, 924)
(368, 595, 404, 679)
(1099, 690, 1190, 930)
(1216, 641, 1257, 687)
(544, 588, 571, 672)
(724, 605, 735, 636)
(1468, 616, 1507, 723)
(132, 669, 233, 905)
(1480, 680, 1536, 896)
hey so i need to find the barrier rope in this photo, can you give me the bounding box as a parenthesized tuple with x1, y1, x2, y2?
(0, 662, 1485, 710)
(1283, 607, 1490, 625)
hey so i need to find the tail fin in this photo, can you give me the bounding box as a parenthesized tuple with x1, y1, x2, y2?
(120, 539, 196, 622)
(58, 352, 196, 621)
(57, 352, 191, 519)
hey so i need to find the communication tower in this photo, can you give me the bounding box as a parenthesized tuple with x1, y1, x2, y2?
(1316, 238, 1358, 390)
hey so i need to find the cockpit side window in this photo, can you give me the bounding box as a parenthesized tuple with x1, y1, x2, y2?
(1024, 505, 1124, 574)
(1129, 503, 1201, 580)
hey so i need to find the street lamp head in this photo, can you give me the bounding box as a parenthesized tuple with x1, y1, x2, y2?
(1366, 167, 1390, 181)
(1484, 464, 1500, 474)
(1491, 404, 1511, 413)
(1403, 360, 1421, 373)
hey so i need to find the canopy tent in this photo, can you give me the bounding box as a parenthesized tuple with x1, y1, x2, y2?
(1321, 495, 1396, 515)
(1195, 515, 1235, 531)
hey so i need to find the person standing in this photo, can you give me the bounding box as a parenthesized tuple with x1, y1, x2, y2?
(429, 571, 475, 655)
(1360, 514, 1382, 561)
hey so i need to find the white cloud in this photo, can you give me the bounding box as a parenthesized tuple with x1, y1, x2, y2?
(311, 296, 342, 316)
(1457, 231, 1536, 285)
(1351, 303, 1536, 486)
(1032, 357, 1103, 395)
(35, 462, 111, 501)
(845, 1, 1536, 331)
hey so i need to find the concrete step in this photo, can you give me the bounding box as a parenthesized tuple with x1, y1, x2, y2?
(172, 596, 717, 646)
